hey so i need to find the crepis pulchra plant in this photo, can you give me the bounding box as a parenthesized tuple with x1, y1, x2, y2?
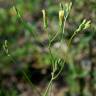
(42, 2, 91, 96)
(2, 1, 91, 96)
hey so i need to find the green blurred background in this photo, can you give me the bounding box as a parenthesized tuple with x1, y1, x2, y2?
(0, 0, 96, 96)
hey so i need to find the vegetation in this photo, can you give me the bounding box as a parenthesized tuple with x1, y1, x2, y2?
(0, 0, 96, 96)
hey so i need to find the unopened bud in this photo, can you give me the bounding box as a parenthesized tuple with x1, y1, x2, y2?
(59, 10, 64, 27)
(42, 9, 48, 28)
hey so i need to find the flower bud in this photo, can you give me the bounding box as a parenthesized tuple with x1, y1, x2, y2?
(59, 10, 64, 27)
(42, 9, 48, 28)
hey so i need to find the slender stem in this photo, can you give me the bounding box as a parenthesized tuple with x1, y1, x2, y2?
(67, 30, 77, 48)
(50, 30, 59, 43)
(43, 78, 53, 96)
(61, 18, 66, 41)
(53, 18, 67, 80)
(43, 23, 60, 96)
(48, 33, 55, 72)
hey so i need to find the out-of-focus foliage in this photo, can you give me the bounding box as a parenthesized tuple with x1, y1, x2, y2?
(0, 0, 96, 96)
